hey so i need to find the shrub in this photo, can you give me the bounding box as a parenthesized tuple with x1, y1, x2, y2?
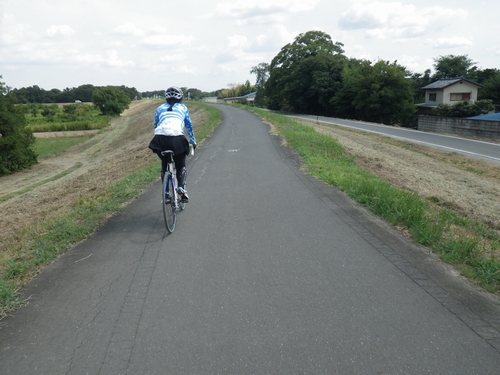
(0, 78, 38, 175)
(433, 99, 495, 117)
(92, 87, 131, 116)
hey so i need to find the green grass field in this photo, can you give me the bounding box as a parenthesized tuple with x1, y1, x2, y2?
(34, 136, 94, 158)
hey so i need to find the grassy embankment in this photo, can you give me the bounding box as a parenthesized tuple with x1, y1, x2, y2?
(247, 107, 500, 294)
(0, 102, 220, 319)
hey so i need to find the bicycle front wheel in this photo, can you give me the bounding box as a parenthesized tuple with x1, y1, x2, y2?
(162, 175, 176, 232)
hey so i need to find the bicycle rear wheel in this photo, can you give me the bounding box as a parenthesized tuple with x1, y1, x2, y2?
(162, 174, 176, 232)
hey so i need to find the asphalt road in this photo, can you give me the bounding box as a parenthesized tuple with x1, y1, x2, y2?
(1, 105, 500, 374)
(286, 113, 500, 164)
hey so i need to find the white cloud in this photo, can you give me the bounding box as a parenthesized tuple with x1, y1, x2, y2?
(423, 6, 467, 22)
(112, 23, 145, 37)
(177, 65, 197, 75)
(1, 0, 497, 92)
(249, 24, 295, 53)
(228, 35, 249, 49)
(46, 25, 76, 38)
(339, 3, 392, 29)
(205, 0, 321, 25)
(75, 50, 134, 68)
(150, 26, 167, 34)
(432, 37, 473, 49)
(160, 53, 187, 63)
(145, 57, 196, 76)
(105, 50, 135, 67)
(214, 51, 238, 64)
(104, 41, 125, 47)
(139, 34, 195, 49)
(0, 14, 37, 45)
(339, 3, 468, 40)
(76, 53, 106, 65)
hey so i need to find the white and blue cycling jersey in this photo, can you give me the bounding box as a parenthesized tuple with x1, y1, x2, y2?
(153, 102, 196, 144)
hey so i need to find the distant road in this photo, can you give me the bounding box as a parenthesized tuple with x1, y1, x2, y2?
(286, 114, 500, 164)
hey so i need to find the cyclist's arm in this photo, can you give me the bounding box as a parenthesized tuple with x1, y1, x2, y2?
(154, 108, 161, 128)
(184, 111, 196, 145)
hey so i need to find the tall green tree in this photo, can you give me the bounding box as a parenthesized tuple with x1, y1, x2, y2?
(265, 30, 346, 114)
(92, 86, 131, 116)
(116, 85, 141, 100)
(331, 58, 371, 119)
(409, 69, 432, 103)
(72, 84, 96, 102)
(333, 60, 415, 126)
(471, 68, 500, 103)
(12, 85, 47, 103)
(250, 62, 270, 106)
(184, 88, 203, 101)
(478, 73, 500, 103)
(432, 54, 476, 80)
(0, 76, 37, 175)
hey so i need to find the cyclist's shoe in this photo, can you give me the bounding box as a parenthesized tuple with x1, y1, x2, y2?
(164, 193, 171, 204)
(178, 187, 189, 203)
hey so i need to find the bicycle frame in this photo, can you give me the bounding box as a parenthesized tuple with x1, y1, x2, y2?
(160, 150, 185, 232)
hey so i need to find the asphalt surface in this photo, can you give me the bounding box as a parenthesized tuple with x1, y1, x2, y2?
(1, 105, 500, 374)
(286, 113, 500, 164)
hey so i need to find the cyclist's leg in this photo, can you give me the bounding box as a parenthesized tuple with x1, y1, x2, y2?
(173, 153, 187, 189)
(173, 153, 189, 202)
(157, 152, 169, 194)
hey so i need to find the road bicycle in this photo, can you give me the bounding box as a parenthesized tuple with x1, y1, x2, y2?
(160, 145, 194, 232)
(160, 150, 186, 233)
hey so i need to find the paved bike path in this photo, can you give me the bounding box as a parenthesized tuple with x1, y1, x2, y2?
(1, 105, 500, 374)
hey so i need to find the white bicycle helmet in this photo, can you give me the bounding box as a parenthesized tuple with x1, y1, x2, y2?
(165, 86, 183, 100)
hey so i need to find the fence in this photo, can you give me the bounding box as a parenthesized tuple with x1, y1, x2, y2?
(417, 115, 500, 140)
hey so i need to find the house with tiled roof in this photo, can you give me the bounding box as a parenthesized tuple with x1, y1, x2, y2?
(416, 78, 483, 114)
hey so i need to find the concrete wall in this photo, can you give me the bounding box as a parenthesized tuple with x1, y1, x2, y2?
(202, 97, 218, 103)
(417, 115, 500, 140)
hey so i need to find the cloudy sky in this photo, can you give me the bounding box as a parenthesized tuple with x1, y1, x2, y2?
(1, 0, 498, 93)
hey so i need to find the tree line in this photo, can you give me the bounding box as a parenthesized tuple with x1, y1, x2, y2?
(10, 81, 256, 105)
(11, 84, 142, 104)
(250, 30, 500, 127)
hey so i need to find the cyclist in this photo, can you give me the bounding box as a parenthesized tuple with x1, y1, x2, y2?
(148, 86, 196, 203)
